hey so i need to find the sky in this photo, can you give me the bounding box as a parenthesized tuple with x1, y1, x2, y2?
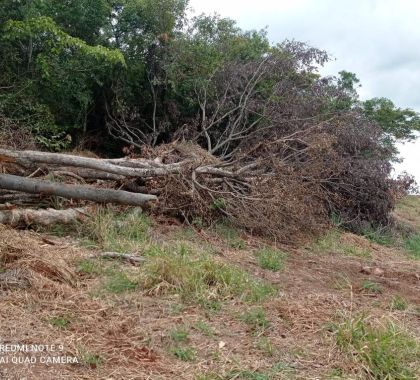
(189, 0, 420, 183)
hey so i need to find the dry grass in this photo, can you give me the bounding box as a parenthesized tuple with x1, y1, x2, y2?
(0, 198, 419, 379)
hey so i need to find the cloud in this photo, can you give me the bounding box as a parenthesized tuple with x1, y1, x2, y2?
(189, 0, 420, 109)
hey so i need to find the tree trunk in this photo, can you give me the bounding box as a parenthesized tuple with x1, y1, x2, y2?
(0, 207, 89, 226)
(0, 149, 184, 178)
(0, 174, 157, 206)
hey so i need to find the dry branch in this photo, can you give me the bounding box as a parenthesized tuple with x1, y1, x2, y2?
(0, 174, 157, 206)
(0, 149, 185, 178)
(0, 207, 89, 226)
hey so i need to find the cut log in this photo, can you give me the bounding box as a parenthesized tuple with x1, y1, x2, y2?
(0, 174, 157, 206)
(0, 149, 184, 178)
(0, 207, 89, 226)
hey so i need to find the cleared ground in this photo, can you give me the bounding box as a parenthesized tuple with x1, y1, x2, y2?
(0, 198, 419, 379)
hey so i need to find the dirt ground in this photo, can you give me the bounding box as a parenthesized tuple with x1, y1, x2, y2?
(0, 199, 419, 379)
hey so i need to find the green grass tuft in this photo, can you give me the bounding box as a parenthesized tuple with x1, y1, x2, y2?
(170, 326, 189, 342)
(171, 346, 196, 361)
(214, 222, 246, 249)
(194, 320, 215, 337)
(81, 207, 151, 252)
(49, 315, 71, 329)
(313, 229, 371, 257)
(139, 249, 276, 306)
(333, 314, 419, 379)
(104, 271, 138, 294)
(390, 295, 408, 311)
(362, 225, 395, 246)
(361, 280, 382, 294)
(255, 247, 287, 272)
(404, 234, 420, 259)
(241, 307, 270, 332)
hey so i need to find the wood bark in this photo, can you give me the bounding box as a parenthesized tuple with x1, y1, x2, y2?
(0, 174, 157, 206)
(0, 149, 184, 178)
(0, 207, 89, 226)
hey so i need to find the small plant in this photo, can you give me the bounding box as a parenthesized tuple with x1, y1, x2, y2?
(405, 234, 420, 259)
(361, 280, 382, 294)
(390, 295, 408, 311)
(50, 315, 71, 329)
(171, 346, 196, 361)
(194, 320, 214, 337)
(241, 307, 270, 332)
(210, 197, 226, 210)
(214, 222, 246, 249)
(362, 225, 394, 246)
(80, 207, 151, 252)
(255, 247, 287, 272)
(104, 271, 138, 294)
(333, 314, 419, 379)
(78, 347, 103, 368)
(170, 326, 189, 342)
(313, 229, 371, 258)
(256, 337, 275, 356)
(77, 259, 103, 276)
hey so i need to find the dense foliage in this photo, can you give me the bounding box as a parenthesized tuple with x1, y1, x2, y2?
(0, 0, 418, 233)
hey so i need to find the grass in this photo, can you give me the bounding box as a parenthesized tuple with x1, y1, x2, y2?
(78, 347, 103, 368)
(49, 315, 71, 329)
(77, 259, 104, 276)
(241, 307, 270, 332)
(80, 207, 151, 252)
(255, 247, 287, 271)
(214, 222, 246, 249)
(256, 337, 275, 356)
(171, 346, 196, 361)
(361, 280, 382, 294)
(194, 320, 215, 337)
(225, 362, 294, 380)
(404, 234, 420, 259)
(333, 314, 419, 379)
(103, 271, 138, 294)
(139, 247, 276, 306)
(170, 326, 189, 342)
(390, 295, 408, 311)
(313, 229, 371, 257)
(362, 225, 395, 246)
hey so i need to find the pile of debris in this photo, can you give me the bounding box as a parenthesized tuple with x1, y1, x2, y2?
(0, 143, 286, 232)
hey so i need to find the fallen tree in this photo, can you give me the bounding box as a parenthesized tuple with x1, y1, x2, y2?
(0, 174, 157, 206)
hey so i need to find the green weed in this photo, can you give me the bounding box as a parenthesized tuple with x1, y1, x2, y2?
(139, 250, 276, 306)
(313, 229, 371, 257)
(405, 234, 420, 259)
(333, 314, 419, 379)
(255, 247, 287, 271)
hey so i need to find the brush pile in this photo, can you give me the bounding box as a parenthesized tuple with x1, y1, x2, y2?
(0, 116, 414, 243)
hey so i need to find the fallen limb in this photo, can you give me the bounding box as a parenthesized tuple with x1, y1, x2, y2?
(0, 207, 89, 226)
(0, 174, 157, 206)
(89, 252, 146, 266)
(0, 149, 185, 178)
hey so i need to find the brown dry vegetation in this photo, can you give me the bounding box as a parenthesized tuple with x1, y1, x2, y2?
(0, 199, 419, 380)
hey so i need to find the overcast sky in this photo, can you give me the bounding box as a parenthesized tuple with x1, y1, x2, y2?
(189, 0, 420, 183)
